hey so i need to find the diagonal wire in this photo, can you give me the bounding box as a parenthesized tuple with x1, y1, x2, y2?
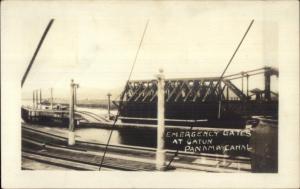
(165, 19, 254, 170)
(165, 119, 197, 169)
(210, 20, 254, 99)
(21, 19, 54, 88)
(98, 20, 150, 171)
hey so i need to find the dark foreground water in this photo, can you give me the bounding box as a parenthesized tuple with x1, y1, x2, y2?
(74, 126, 251, 157)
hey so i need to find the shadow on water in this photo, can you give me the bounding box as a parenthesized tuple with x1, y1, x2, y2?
(118, 128, 157, 148)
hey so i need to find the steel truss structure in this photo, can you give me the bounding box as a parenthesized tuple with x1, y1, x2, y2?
(123, 67, 278, 103)
(117, 67, 278, 127)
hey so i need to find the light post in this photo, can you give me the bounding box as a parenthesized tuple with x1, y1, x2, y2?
(68, 79, 79, 146)
(156, 69, 166, 171)
(107, 93, 112, 119)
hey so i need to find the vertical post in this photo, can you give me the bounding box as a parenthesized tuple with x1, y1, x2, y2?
(156, 69, 166, 171)
(217, 83, 222, 119)
(74, 86, 77, 110)
(50, 88, 53, 109)
(218, 100, 221, 119)
(107, 93, 111, 119)
(226, 86, 229, 100)
(241, 72, 245, 114)
(264, 67, 271, 101)
(241, 72, 244, 94)
(39, 89, 42, 109)
(33, 90, 35, 109)
(68, 79, 75, 146)
(35, 90, 39, 109)
(246, 74, 249, 98)
(73, 84, 79, 110)
(35, 90, 37, 109)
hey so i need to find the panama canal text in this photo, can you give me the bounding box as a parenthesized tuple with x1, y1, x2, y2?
(165, 130, 251, 153)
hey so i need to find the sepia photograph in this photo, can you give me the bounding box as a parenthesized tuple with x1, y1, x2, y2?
(1, 0, 299, 188)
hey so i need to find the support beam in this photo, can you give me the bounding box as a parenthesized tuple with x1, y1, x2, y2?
(50, 88, 53, 109)
(218, 100, 222, 119)
(227, 85, 230, 100)
(156, 69, 166, 171)
(35, 90, 38, 109)
(32, 90, 35, 109)
(74, 86, 77, 110)
(68, 79, 75, 146)
(166, 80, 179, 102)
(174, 81, 187, 102)
(220, 84, 226, 100)
(107, 93, 112, 119)
(150, 91, 158, 102)
(202, 81, 214, 102)
(264, 68, 271, 101)
(39, 89, 42, 109)
(128, 82, 143, 101)
(241, 72, 244, 94)
(246, 74, 249, 97)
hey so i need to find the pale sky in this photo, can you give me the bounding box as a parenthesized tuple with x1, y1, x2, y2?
(2, 1, 295, 99)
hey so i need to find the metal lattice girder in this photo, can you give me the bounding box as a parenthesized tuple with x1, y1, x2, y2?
(124, 78, 244, 103)
(127, 82, 143, 101)
(201, 81, 215, 102)
(222, 80, 247, 101)
(183, 81, 196, 102)
(134, 82, 150, 101)
(192, 80, 203, 102)
(166, 80, 180, 102)
(123, 67, 277, 103)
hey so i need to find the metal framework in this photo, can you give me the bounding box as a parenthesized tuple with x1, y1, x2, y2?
(122, 67, 278, 103)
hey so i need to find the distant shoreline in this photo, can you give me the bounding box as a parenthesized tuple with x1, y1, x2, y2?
(22, 98, 118, 110)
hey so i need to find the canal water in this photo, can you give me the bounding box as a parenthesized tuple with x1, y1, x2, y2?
(22, 99, 153, 147)
(22, 100, 250, 156)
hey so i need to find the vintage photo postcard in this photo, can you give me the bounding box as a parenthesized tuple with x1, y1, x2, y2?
(1, 0, 299, 188)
